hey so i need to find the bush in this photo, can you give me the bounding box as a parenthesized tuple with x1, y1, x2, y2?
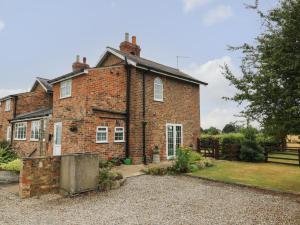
(189, 151, 203, 163)
(0, 159, 22, 172)
(172, 147, 191, 173)
(0, 142, 17, 164)
(240, 139, 265, 162)
(98, 169, 123, 191)
(143, 166, 171, 176)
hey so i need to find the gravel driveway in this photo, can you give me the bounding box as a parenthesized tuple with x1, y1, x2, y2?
(1, 175, 300, 225)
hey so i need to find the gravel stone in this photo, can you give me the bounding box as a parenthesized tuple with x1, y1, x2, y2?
(0, 175, 300, 225)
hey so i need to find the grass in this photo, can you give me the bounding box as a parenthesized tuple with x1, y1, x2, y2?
(192, 160, 300, 194)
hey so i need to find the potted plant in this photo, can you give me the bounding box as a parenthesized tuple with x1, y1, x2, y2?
(153, 145, 160, 163)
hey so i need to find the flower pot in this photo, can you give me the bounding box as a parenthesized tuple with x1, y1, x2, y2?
(124, 158, 132, 165)
(153, 153, 160, 164)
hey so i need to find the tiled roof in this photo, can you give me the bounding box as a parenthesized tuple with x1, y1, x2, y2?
(11, 108, 52, 121)
(106, 47, 207, 85)
(36, 77, 53, 92)
(49, 69, 85, 84)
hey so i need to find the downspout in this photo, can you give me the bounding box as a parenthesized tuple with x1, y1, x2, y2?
(142, 70, 148, 164)
(125, 57, 131, 159)
(10, 96, 18, 145)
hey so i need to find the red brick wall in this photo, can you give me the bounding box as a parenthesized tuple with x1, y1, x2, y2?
(13, 119, 49, 157)
(129, 68, 200, 163)
(16, 84, 52, 115)
(19, 156, 60, 198)
(48, 66, 127, 160)
(0, 97, 15, 141)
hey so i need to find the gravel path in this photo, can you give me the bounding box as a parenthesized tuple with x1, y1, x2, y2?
(1, 175, 300, 225)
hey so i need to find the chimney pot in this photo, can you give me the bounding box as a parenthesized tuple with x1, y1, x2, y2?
(83, 57, 87, 64)
(132, 36, 137, 45)
(125, 32, 129, 42)
(76, 55, 80, 62)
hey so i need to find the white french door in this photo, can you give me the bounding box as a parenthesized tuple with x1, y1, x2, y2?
(166, 124, 183, 159)
(53, 122, 62, 156)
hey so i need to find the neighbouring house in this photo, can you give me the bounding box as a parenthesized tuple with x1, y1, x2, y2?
(0, 77, 53, 156)
(0, 33, 207, 164)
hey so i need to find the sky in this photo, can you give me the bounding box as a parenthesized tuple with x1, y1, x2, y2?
(0, 0, 278, 129)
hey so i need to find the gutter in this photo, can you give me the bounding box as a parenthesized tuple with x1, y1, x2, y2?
(125, 57, 131, 159)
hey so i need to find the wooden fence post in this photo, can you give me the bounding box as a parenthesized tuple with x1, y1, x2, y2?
(264, 147, 268, 163)
(298, 150, 300, 167)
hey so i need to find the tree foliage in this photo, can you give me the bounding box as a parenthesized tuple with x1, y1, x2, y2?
(222, 123, 237, 133)
(223, 0, 300, 139)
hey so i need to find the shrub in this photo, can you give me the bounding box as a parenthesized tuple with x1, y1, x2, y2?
(0, 159, 22, 172)
(99, 160, 113, 169)
(0, 143, 17, 164)
(143, 166, 170, 176)
(240, 139, 265, 162)
(189, 151, 203, 163)
(172, 147, 191, 173)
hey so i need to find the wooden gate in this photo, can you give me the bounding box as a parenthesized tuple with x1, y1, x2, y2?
(264, 147, 300, 166)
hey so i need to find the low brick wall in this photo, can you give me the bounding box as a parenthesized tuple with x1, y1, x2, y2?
(19, 156, 61, 198)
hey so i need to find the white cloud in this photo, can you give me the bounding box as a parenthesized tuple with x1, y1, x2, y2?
(182, 0, 213, 13)
(202, 5, 233, 26)
(0, 20, 5, 32)
(0, 89, 25, 98)
(184, 56, 245, 129)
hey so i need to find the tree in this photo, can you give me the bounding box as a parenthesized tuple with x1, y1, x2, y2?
(223, 0, 300, 141)
(204, 127, 220, 135)
(222, 123, 237, 133)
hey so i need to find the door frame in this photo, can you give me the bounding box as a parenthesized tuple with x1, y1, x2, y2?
(166, 123, 183, 160)
(53, 122, 62, 156)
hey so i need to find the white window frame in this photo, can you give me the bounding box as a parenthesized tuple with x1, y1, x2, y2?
(96, 126, 108, 143)
(30, 120, 41, 141)
(5, 99, 11, 111)
(154, 77, 163, 102)
(114, 127, 125, 143)
(6, 126, 11, 141)
(166, 123, 183, 160)
(14, 122, 27, 141)
(60, 79, 72, 99)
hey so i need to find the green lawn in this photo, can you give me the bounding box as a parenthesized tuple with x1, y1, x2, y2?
(192, 160, 300, 194)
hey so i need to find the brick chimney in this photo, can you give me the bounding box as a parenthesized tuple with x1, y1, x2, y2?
(119, 33, 141, 57)
(72, 55, 90, 72)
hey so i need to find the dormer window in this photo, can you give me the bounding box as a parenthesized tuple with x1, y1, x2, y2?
(5, 99, 11, 112)
(154, 77, 163, 102)
(60, 79, 72, 99)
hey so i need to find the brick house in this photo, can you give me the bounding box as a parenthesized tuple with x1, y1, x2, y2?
(0, 34, 207, 164)
(0, 78, 53, 156)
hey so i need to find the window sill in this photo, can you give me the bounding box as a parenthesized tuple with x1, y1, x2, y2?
(96, 141, 108, 144)
(60, 96, 72, 100)
(30, 139, 39, 142)
(114, 141, 125, 143)
(14, 139, 26, 141)
(154, 99, 164, 102)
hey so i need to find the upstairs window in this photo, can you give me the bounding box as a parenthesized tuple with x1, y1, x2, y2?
(30, 121, 41, 141)
(5, 99, 11, 111)
(60, 79, 72, 99)
(114, 127, 124, 142)
(96, 126, 108, 143)
(14, 122, 27, 140)
(154, 77, 163, 101)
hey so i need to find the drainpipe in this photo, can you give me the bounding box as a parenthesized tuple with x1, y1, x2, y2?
(10, 96, 18, 145)
(142, 70, 148, 165)
(125, 57, 131, 159)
